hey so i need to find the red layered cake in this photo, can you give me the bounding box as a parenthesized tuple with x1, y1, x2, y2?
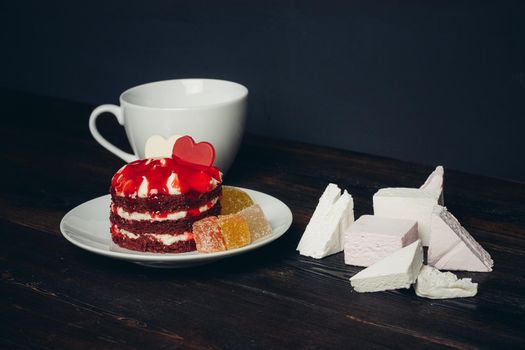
(109, 138, 222, 253)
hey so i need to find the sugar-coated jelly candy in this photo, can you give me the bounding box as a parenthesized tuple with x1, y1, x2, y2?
(192, 217, 226, 253)
(239, 204, 272, 241)
(220, 187, 254, 215)
(218, 214, 251, 249)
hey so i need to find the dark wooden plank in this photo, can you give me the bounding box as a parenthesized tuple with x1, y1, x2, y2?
(1, 89, 525, 349)
(0, 221, 405, 349)
(4, 219, 523, 349)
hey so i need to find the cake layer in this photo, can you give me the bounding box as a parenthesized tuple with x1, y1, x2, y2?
(110, 203, 221, 235)
(111, 157, 222, 198)
(110, 185, 222, 212)
(111, 225, 196, 253)
(111, 197, 219, 222)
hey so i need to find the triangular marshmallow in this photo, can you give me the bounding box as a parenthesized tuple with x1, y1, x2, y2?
(420, 165, 444, 204)
(350, 240, 423, 293)
(428, 206, 493, 272)
(297, 184, 354, 259)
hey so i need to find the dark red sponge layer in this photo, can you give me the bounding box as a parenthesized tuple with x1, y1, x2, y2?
(110, 185, 222, 212)
(109, 203, 221, 235)
(111, 225, 196, 253)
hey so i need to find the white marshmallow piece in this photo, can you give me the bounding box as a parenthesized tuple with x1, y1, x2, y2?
(344, 215, 418, 267)
(297, 184, 354, 259)
(297, 183, 341, 253)
(350, 240, 423, 293)
(373, 188, 437, 246)
(415, 265, 478, 299)
(420, 165, 444, 205)
(144, 135, 182, 158)
(428, 206, 493, 272)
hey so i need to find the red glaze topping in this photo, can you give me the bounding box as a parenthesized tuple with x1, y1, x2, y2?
(112, 157, 222, 197)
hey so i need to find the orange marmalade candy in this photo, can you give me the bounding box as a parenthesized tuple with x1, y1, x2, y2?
(220, 187, 254, 215)
(192, 217, 226, 253)
(239, 204, 272, 241)
(218, 213, 251, 249)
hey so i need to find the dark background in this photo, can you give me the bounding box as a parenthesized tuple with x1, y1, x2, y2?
(1, 0, 524, 182)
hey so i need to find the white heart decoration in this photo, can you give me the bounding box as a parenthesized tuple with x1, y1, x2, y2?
(144, 135, 182, 158)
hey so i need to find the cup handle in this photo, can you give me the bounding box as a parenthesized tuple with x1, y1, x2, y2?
(88, 104, 138, 163)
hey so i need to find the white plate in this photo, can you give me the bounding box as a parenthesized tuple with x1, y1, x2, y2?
(60, 187, 293, 268)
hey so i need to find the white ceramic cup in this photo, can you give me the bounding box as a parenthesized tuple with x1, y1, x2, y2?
(89, 79, 248, 173)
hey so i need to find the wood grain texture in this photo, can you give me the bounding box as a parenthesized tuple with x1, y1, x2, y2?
(1, 90, 524, 349)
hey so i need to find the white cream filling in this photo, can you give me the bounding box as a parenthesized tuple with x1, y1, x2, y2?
(210, 177, 220, 187)
(119, 227, 191, 245)
(113, 196, 219, 222)
(137, 176, 149, 197)
(166, 173, 182, 195)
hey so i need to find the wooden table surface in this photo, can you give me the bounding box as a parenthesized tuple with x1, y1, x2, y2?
(1, 90, 524, 349)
